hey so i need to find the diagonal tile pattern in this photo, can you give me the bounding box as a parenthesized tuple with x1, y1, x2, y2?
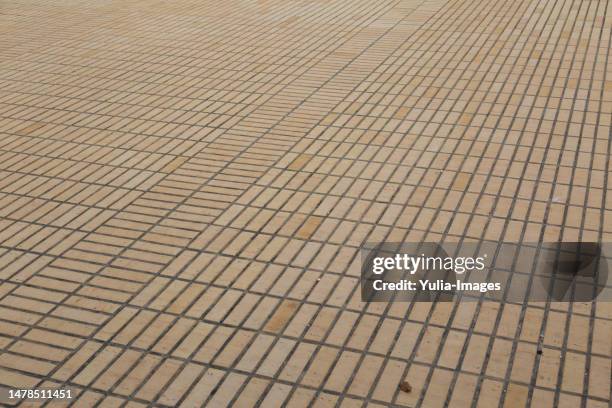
(0, 0, 610, 406)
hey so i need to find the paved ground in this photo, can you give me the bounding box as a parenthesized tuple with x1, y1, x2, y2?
(0, 0, 610, 407)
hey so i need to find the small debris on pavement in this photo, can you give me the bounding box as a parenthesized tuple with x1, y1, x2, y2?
(399, 381, 412, 393)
